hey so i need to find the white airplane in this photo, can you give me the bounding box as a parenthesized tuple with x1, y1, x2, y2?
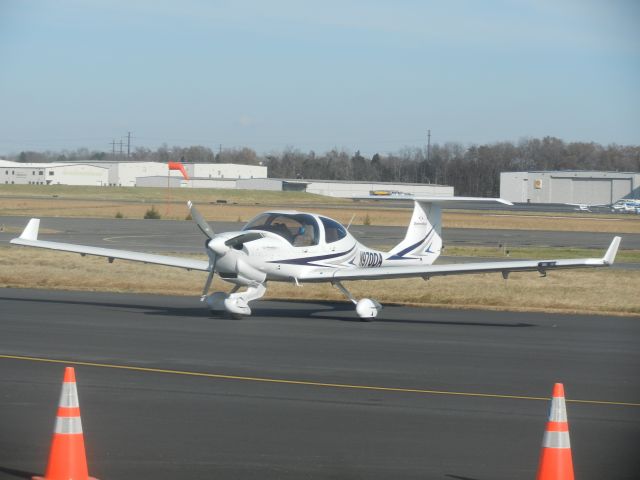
(611, 199, 640, 213)
(10, 197, 621, 320)
(566, 203, 607, 212)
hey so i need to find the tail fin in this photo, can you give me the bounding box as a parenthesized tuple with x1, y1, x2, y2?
(386, 201, 442, 265)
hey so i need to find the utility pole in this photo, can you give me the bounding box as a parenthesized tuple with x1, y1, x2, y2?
(427, 129, 431, 163)
(127, 131, 132, 158)
(119, 140, 123, 159)
(111, 139, 116, 158)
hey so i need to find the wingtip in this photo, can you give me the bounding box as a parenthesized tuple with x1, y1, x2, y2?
(603, 236, 621, 265)
(17, 218, 40, 241)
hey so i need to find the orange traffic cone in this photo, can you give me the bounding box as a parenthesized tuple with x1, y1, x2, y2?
(536, 383, 574, 480)
(33, 367, 98, 480)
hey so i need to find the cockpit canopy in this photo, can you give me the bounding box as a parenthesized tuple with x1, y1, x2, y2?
(243, 213, 320, 246)
(243, 212, 348, 246)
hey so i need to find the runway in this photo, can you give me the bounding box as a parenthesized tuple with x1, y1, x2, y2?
(1, 289, 638, 479)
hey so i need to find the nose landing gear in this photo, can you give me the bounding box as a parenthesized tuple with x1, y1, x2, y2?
(206, 283, 267, 318)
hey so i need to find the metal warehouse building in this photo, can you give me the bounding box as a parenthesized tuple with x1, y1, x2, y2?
(0, 160, 109, 186)
(500, 171, 640, 204)
(98, 162, 267, 187)
(0, 160, 266, 187)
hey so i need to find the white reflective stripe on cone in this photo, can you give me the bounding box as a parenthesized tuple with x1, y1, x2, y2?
(54, 416, 83, 434)
(542, 430, 571, 449)
(58, 382, 80, 408)
(548, 396, 568, 422)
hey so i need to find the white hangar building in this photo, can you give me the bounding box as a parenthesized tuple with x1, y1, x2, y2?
(500, 170, 640, 204)
(91, 162, 267, 187)
(0, 160, 267, 187)
(0, 159, 109, 186)
(133, 163, 268, 187)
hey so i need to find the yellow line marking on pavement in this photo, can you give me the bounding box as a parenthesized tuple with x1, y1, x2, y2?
(2, 354, 638, 407)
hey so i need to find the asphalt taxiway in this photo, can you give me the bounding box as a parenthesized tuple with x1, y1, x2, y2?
(1, 215, 639, 252)
(1, 289, 638, 479)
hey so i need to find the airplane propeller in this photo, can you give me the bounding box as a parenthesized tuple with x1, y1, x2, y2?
(188, 201, 218, 300)
(187, 201, 265, 301)
(200, 257, 216, 301)
(188, 200, 214, 239)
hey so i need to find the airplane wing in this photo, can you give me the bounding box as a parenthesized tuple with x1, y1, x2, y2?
(303, 237, 621, 282)
(10, 219, 210, 272)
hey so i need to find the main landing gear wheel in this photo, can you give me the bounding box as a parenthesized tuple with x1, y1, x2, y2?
(333, 281, 383, 320)
(355, 298, 383, 321)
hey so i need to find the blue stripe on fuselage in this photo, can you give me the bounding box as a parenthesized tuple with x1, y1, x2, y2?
(268, 245, 356, 266)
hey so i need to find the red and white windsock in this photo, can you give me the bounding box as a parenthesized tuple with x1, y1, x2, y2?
(536, 383, 574, 480)
(33, 367, 98, 480)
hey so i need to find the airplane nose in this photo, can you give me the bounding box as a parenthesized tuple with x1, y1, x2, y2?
(208, 237, 229, 256)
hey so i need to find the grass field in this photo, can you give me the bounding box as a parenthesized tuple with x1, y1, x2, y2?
(0, 184, 343, 205)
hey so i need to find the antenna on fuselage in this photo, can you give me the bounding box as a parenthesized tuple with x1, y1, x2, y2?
(346, 214, 356, 231)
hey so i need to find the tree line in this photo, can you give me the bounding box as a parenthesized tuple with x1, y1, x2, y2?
(6, 137, 639, 197)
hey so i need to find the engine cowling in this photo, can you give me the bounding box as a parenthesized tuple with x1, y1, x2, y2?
(235, 257, 267, 285)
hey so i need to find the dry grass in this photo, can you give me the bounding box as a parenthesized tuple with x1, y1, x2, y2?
(1, 246, 638, 316)
(0, 184, 344, 205)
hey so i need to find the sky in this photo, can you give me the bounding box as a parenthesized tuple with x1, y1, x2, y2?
(0, 0, 638, 156)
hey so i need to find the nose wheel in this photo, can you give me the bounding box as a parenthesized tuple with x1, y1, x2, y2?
(205, 283, 267, 318)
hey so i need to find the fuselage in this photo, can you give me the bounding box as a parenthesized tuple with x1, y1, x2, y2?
(211, 210, 432, 285)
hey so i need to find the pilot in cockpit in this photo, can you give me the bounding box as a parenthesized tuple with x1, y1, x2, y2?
(293, 223, 314, 247)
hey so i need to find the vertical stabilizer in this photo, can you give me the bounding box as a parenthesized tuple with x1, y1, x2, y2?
(386, 201, 442, 265)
